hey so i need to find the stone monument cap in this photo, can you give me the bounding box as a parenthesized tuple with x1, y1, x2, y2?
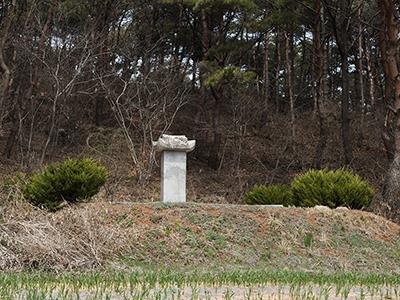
(152, 134, 196, 152)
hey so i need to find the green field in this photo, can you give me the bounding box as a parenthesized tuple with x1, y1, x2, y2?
(1, 270, 399, 299)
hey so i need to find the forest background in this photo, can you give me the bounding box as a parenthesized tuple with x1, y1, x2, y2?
(0, 0, 399, 223)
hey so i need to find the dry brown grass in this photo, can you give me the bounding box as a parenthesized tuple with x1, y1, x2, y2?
(1, 189, 399, 273)
(0, 197, 132, 271)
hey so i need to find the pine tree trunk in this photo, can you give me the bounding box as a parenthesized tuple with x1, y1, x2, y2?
(284, 31, 295, 147)
(340, 52, 353, 164)
(263, 32, 270, 111)
(324, 0, 353, 164)
(364, 40, 377, 115)
(94, 0, 112, 126)
(380, 0, 400, 221)
(0, 0, 16, 123)
(357, 7, 366, 141)
(273, 28, 281, 112)
(313, 1, 328, 169)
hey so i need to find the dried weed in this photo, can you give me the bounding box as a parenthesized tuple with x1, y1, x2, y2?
(0, 194, 132, 270)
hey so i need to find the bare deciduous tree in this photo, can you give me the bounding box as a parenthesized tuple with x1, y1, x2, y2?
(104, 69, 189, 183)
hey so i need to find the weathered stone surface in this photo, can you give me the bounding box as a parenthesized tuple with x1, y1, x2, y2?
(153, 135, 196, 203)
(336, 206, 349, 211)
(152, 134, 195, 152)
(161, 151, 187, 203)
(314, 205, 331, 211)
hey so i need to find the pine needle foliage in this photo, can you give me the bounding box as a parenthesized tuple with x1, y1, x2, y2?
(291, 169, 374, 209)
(22, 158, 107, 211)
(244, 184, 293, 206)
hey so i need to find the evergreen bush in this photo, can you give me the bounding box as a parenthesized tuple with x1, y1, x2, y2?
(22, 158, 107, 211)
(244, 184, 293, 206)
(291, 169, 374, 209)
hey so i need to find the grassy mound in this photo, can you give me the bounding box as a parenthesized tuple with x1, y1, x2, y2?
(0, 202, 399, 273)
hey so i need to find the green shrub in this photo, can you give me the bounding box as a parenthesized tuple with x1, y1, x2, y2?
(244, 184, 293, 206)
(22, 158, 107, 211)
(291, 169, 374, 209)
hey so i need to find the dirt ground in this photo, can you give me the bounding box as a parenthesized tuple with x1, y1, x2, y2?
(1, 201, 399, 272)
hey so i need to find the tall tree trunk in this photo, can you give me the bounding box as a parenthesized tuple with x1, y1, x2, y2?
(273, 28, 281, 113)
(0, 0, 16, 124)
(311, 41, 317, 114)
(364, 38, 377, 115)
(379, 0, 400, 221)
(199, 9, 222, 170)
(94, 0, 112, 126)
(298, 30, 307, 94)
(263, 31, 270, 112)
(340, 50, 353, 164)
(357, 7, 366, 141)
(325, 0, 353, 164)
(284, 31, 295, 147)
(379, 2, 396, 159)
(196, 8, 210, 122)
(313, 1, 328, 168)
(1, 0, 18, 158)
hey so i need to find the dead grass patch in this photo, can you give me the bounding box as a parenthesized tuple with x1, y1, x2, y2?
(0, 201, 399, 272)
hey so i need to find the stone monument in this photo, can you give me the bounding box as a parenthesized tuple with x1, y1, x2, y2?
(153, 134, 196, 203)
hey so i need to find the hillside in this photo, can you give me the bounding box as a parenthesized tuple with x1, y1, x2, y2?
(1, 202, 399, 273)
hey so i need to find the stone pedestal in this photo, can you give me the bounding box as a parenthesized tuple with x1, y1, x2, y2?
(153, 135, 195, 203)
(161, 151, 186, 203)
